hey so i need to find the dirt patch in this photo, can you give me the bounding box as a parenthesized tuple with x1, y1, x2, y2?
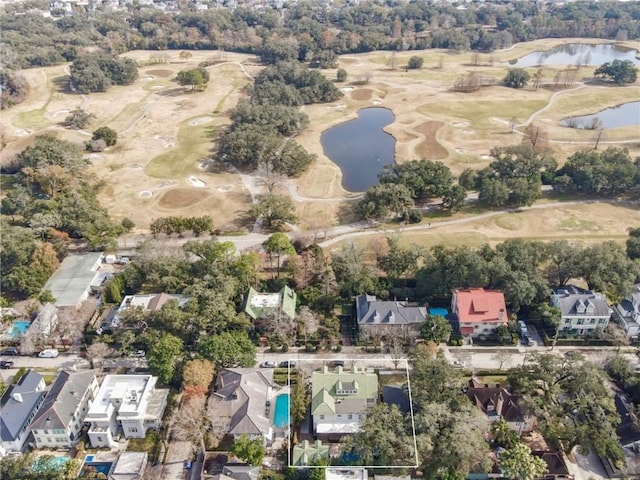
(157, 188, 210, 208)
(147, 69, 173, 77)
(414, 121, 448, 159)
(189, 116, 213, 126)
(351, 89, 372, 101)
(188, 176, 206, 187)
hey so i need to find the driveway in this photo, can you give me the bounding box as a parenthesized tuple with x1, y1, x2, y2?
(565, 449, 609, 480)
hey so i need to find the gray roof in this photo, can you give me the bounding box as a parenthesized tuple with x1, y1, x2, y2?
(551, 285, 611, 317)
(30, 370, 96, 430)
(0, 371, 45, 442)
(355, 294, 427, 326)
(43, 252, 103, 307)
(214, 368, 274, 437)
(616, 284, 640, 320)
(222, 465, 260, 480)
(111, 451, 148, 480)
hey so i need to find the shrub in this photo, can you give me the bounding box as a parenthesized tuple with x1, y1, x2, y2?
(407, 56, 424, 69)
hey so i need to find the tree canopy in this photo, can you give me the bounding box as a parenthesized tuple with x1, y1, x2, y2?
(594, 59, 638, 85)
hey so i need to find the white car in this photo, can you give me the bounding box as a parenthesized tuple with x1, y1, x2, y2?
(130, 350, 145, 357)
(452, 360, 465, 368)
(38, 349, 59, 358)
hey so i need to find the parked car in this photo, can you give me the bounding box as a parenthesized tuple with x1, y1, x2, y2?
(0, 360, 14, 369)
(38, 349, 60, 358)
(278, 361, 296, 368)
(518, 321, 528, 335)
(521, 336, 535, 346)
(0, 347, 19, 356)
(130, 350, 145, 358)
(452, 360, 465, 368)
(260, 361, 277, 368)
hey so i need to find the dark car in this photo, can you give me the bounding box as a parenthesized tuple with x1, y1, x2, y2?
(0, 347, 19, 356)
(0, 360, 14, 369)
(278, 361, 296, 368)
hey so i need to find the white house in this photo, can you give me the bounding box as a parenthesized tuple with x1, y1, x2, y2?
(103, 293, 190, 330)
(84, 375, 169, 448)
(30, 370, 99, 448)
(551, 285, 612, 336)
(310, 365, 378, 440)
(0, 371, 46, 455)
(613, 284, 640, 339)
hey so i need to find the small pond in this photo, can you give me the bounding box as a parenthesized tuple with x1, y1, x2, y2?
(509, 43, 640, 67)
(321, 108, 396, 192)
(561, 101, 640, 129)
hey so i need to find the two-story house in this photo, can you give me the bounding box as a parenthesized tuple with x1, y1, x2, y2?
(30, 370, 99, 448)
(465, 378, 535, 434)
(355, 294, 427, 337)
(102, 293, 190, 330)
(84, 374, 169, 448)
(243, 286, 296, 322)
(613, 284, 640, 339)
(451, 288, 508, 339)
(551, 285, 612, 336)
(311, 365, 378, 441)
(0, 371, 46, 455)
(213, 368, 274, 444)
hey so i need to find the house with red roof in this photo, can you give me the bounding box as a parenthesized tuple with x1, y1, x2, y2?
(451, 288, 508, 339)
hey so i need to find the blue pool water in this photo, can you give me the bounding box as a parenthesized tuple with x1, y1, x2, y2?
(32, 456, 70, 471)
(274, 394, 290, 428)
(429, 308, 448, 317)
(4, 321, 30, 340)
(85, 455, 94, 462)
(82, 462, 113, 477)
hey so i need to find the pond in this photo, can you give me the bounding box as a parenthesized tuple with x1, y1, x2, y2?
(321, 107, 396, 192)
(561, 101, 640, 129)
(509, 43, 640, 67)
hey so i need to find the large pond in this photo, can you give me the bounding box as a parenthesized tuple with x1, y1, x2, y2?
(561, 101, 640, 129)
(509, 43, 640, 67)
(321, 108, 396, 192)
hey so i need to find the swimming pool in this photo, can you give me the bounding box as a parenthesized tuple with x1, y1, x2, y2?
(429, 308, 448, 317)
(3, 320, 30, 340)
(274, 394, 290, 428)
(32, 455, 70, 471)
(81, 462, 114, 477)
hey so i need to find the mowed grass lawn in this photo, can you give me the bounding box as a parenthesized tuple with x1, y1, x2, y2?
(419, 99, 548, 128)
(144, 119, 215, 178)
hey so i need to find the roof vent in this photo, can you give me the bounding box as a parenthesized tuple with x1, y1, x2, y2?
(12, 393, 23, 403)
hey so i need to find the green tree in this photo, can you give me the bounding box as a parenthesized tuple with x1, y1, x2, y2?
(594, 59, 638, 85)
(420, 315, 453, 344)
(148, 333, 184, 385)
(342, 403, 414, 466)
(249, 194, 298, 229)
(230, 434, 266, 466)
(377, 236, 421, 284)
(336, 68, 348, 82)
(491, 419, 519, 449)
(330, 242, 379, 298)
(197, 330, 256, 368)
(356, 183, 414, 220)
(442, 185, 467, 211)
(604, 354, 635, 388)
(177, 66, 210, 91)
(63, 108, 94, 129)
(478, 178, 510, 207)
(407, 55, 424, 69)
(503, 68, 531, 88)
(628, 227, 640, 260)
(0, 71, 30, 109)
(499, 443, 548, 480)
(379, 159, 454, 202)
(580, 241, 639, 301)
(92, 126, 118, 147)
(263, 232, 295, 278)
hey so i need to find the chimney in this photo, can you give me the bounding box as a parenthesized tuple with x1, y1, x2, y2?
(12, 393, 23, 403)
(337, 366, 343, 374)
(498, 309, 504, 322)
(496, 392, 505, 415)
(323, 365, 328, 374)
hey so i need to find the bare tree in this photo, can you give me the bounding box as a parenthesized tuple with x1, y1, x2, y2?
(256, 161, 286, 194)
(603, 324, 630, 352)
(172, 395, 229, 454)
(493, 350, 511, 371)
(386, 330, 406, 370)
(296, 306, 320, 344)
(532, 69, 543, 91)
(594, 128, 605, 150)
(87, 342, 114, 370)
(510, 117, 518, 133)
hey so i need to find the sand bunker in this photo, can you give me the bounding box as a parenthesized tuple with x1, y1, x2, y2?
(327, 104, 346, 110)
(463, 130, 475, 134)
(85, 154, 101, 160)
(340, 87, 354, 93)
(158, 180, 177, 188)
(129, 164, 143, 169)
(189, 176, 206, 187)
(139, 191, 153, 198)
(154, 135, 175, 148)
(189, 116, 214, 126)
(372, 100, 382, 105)
(455, 148, 467, 154)
(143, 76, 155, 81)
(453, 122, 470, 128)
(13, 128, 32, 137)
(481, 155, 493, 160)
(541, 118, 553, 123)
(490, 117, 509, 125)
(151, 85, 165, 90)
(218, 185, 234, 192)
(199, 161, 212, 170)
